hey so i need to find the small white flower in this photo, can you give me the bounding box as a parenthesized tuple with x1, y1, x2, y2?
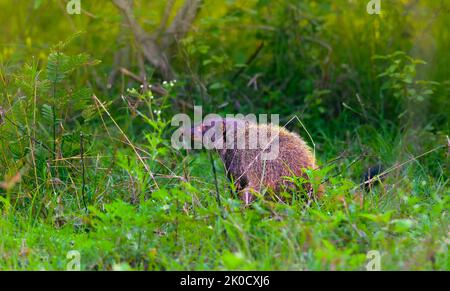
(148, 84, 152, 88)
(140, 84, 144, 88)
(162, 81, 168, 85)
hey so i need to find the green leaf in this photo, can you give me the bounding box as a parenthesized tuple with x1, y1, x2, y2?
(209, 82, 224, 90)
(47, 52, 68, 83)
(33, 0, 43, 9)
(41, 104, 54, 124)
(390, 219, 414, 233)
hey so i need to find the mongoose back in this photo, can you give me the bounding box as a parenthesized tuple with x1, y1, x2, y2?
(190, 117, 322, 204)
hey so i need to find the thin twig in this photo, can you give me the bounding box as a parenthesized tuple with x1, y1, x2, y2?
(231, 42, 264, 82)
(353, 144, 445, 190)
(92, 94, 159, 190)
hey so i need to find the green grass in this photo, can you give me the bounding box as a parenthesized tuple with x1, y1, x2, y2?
(0, 117, 448, 270)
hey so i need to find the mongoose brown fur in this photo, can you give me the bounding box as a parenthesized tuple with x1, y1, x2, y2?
(190, 117, 323, 204)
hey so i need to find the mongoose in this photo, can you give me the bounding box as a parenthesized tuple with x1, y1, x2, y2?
(189, 117, 322, 204)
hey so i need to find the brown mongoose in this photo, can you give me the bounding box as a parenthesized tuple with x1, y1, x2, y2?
(189, 117, 322, 204)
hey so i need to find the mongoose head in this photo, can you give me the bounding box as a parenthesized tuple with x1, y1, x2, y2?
(189, 117, 249, 148)
(190, 117, 224, 144)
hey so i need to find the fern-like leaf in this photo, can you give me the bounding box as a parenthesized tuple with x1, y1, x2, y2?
(41, 104, 54, 124)
(47, 52, 68, 83)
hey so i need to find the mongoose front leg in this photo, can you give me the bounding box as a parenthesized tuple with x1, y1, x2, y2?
(239, 182, 259, 205)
